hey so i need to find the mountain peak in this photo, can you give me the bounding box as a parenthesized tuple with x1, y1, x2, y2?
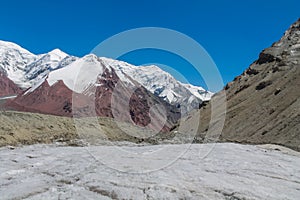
(0, 40, 22, 48)
(47, 48, 68, 60)
(81, 54, 100, 63)
(0, 40, 35, 56)
(283, 18, 300, 38)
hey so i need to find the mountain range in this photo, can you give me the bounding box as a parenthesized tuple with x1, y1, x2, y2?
(1, 18, 299, 149)
(0, 40, 212, 131)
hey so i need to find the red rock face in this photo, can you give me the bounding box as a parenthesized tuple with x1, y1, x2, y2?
(7, 68, 180, 132)
(94, 68, 180, 132)
(8, 80, 75, 116)
(0, 73, 21, 97)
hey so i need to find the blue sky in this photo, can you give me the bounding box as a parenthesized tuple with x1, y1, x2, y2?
(0, 0, 299, 91)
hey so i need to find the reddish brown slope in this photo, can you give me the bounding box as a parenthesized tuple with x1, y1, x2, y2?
(0, 73, 21, 97)
(7, 67, 180, 132)
(8, 80, 77, 116)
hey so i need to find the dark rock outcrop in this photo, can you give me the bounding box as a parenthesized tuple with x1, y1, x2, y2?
(255, 53, 281, 65)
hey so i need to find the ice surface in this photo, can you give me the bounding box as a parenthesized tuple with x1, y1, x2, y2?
(0, 143, 299, 199)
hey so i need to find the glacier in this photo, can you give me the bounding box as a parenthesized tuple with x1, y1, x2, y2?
(0, 143, 299, 199)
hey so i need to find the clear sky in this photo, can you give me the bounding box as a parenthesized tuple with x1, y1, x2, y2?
(0, 0, 299, 91)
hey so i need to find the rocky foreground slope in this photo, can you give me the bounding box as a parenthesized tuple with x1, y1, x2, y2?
(190, 18, 300, 151)
(0, 111, 183, 147)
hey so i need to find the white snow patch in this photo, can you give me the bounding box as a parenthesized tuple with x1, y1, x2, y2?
(0, 95, 17, 100)
(47, 55, 104, 93)
(182, 83, 214, 101)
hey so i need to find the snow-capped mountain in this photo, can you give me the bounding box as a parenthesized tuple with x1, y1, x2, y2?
(99, 57, 212, 113)
(0, 40, 77, 88)
(0, 40, 37, 87)
(0, 39, 213, 117)
(10, 54, 181, 131)
(24, 50, 77, 87)
(26, 55, 212, 114)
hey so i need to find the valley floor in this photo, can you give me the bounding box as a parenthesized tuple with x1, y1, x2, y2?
(0, 143, 299, 199)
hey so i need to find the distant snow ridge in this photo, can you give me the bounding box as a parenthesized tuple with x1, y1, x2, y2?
(0, 40, 213, 112)
(0, 40, 77, 88)
(45, 56, 213, 113)
(25, 52, 77, 88)
(182, 83, 213, 101)
(100, 57, 213, 102)
(0, 40, 37, 87)
(100, 57, 213, 112)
